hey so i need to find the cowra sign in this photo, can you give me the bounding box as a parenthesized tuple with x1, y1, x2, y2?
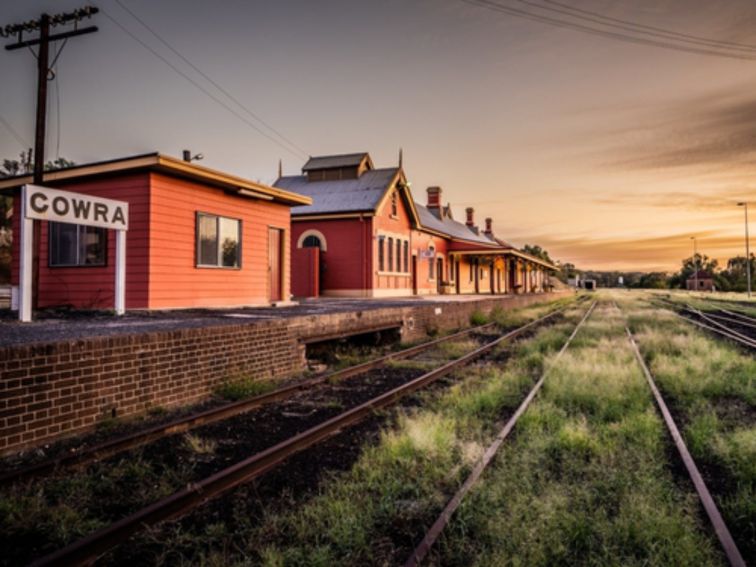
(24, 185, 129, 230)
(18, 185, 129, 322)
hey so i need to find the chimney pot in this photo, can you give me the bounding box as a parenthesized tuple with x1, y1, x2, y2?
(427, 186, 442, 208)
(485, 218, 493, 234)
(182, 149, 191, 162)
(466, 207, 475, 227)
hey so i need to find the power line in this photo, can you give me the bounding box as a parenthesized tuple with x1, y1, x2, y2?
(461, 0, 756, 61)
(540, 0, 756, 53)
(0, 113, 30, 148)
(110, 0, 309, 159)
(101, 9, 308, 160)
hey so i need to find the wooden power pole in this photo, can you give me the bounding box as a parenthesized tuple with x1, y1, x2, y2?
(2, 6, 98, 308)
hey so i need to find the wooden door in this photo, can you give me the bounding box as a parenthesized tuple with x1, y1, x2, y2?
(268, 228, 283, 302)
(436, 258, 443, 293)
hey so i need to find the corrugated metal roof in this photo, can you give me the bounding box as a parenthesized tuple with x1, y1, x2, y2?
(301, 153, 369, 171)
(415, 203, 498, 246)
(276, 167, 399, 215)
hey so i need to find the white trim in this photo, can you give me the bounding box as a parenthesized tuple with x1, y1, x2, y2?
(297, 229, 328, 251)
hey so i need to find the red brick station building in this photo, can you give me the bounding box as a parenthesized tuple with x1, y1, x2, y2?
(1, 151, 555, 310)
(276, 152, 555, 299)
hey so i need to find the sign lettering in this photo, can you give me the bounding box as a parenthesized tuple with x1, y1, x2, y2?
(23, 185, 129, 230)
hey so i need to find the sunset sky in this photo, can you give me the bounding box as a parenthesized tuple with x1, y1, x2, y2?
(1, 1, 754, 272)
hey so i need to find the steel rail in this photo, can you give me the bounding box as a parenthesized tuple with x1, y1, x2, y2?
(718, 308, 756, 326)
(404, 301, 596, 567)
(674, 313, 756, 350)
(30, 306, 567, 567)
(703, 311, 756, 330)
(1, 321, 502, 487)
(683, 307, 756, 349)
(625, 328, 746, 567)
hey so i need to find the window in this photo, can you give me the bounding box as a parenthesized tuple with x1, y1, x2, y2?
(49, 222, 106, 267)
(396, 239, 402, 273)
(388, 237, 394, 272)
(197, 213, 241, 268)
(391, 192, 398, 217)
(428, 246, 435, 280)
(378, 236, 385, 271)
(403, 241, 409, 273)
(302, 235, 321, 248)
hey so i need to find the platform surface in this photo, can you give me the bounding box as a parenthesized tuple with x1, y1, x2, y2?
(0, 294, 543, 347)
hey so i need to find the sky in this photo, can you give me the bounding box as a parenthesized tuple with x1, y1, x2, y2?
(1, 0, 755, 272)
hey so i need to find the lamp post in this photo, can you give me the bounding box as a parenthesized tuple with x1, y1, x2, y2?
(690, 236, 698, 293)
(737, 202, 751, 298)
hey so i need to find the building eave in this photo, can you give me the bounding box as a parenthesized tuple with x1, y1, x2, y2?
(0, 153, 312, 207)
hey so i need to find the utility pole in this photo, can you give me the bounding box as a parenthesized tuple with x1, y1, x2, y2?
(2, 6, 98, 309)
(690, 236, 698, 293)
(738, 202, 751, 298)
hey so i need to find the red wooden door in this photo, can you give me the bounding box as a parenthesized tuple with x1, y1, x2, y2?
(268, 228, 283, 302)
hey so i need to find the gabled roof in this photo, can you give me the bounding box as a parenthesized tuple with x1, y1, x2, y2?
(276, 167, 401, 215)
(0, 152, 312, 206)
(301, 152, 372, 171)
(687, 270, 713, 279)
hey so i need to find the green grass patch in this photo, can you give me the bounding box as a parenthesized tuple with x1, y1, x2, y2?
(215, 377, 278, 401)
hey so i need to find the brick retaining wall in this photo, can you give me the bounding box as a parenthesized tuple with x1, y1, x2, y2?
(0, 291, 570, 455)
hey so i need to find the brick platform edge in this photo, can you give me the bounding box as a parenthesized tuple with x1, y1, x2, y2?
(0, 291, 571, 455)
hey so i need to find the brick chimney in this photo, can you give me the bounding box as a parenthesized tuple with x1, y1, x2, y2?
(484, 218, 493, 236)
(427, 187, 442, 209)
(465, 207, 475, 227)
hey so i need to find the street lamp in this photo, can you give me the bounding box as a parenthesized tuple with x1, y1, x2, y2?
(690, 236, 698, 292)
(737, 202, 751, 298)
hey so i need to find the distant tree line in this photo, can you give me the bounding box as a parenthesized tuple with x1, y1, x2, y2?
(524, 245, 755, 292)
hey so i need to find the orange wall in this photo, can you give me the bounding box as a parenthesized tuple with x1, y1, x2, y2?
(373, 189, 414, 293)
(148, 173, 291, 308)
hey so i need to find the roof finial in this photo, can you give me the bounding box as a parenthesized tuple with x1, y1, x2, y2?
(278, 158, 282, 178)
(398, 147, 403, 168)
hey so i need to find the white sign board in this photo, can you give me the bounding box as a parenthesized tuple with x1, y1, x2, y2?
(24, 185, 128, 230)
(19, 185, 129, 322)
(419, 249, 435, 259)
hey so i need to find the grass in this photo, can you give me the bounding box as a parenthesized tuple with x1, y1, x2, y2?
(627, 292, 756, 557)
(436, 299, 722, 566)
(215, 376, 278, 401)
(111, 297, 581, 565)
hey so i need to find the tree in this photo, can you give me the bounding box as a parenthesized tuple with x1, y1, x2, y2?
(0, 150, 75, 177)
(521, 244, 553, 263)
(669, 253, 719, 289)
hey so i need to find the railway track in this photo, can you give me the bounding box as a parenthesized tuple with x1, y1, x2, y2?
(404, 300, 596, 566)
(405, 300, 748, 567)
(626, 327, 747, 567)
(653, 298, 756, 351)
(1, 320, 506, 487)
(24, 304, 570, 566)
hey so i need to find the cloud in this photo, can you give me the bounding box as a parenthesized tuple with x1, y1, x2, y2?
(591, 187, 752, 211)
(510, 230, 747, 271)
(600, 85, 756, 171)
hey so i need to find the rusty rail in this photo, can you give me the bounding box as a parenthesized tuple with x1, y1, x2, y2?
(404, 301, 596, 567)
(30, 306, 567, 566)
(1, 322, 501, 487)
(626, 328, 746, 567)
(680, 308, 756, 350)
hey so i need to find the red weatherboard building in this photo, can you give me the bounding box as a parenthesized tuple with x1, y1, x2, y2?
(275, 152, 555, 298)
(2, 153, 311, 309)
